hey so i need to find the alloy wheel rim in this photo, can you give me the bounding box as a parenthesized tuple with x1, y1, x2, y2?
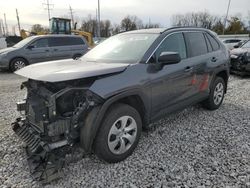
(213, 82, 224, 105)
(14, 61, 26, 70)
(108, 116, 137, 155)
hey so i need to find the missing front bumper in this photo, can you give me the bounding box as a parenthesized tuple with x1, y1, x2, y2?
(12, 118, 69, 183)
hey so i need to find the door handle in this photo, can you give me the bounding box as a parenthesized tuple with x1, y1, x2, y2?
(184, 66, 193, 72)
(53, 49, 58, 51)
(45, 49, 49, 52)
(211, 57, 217, 62)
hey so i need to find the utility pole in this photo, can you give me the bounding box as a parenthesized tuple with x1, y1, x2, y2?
(69, 5, 75, 29)
(1, 19, 5, 36)
(97, 0, 101, 39)
(4, 13, 8, 36)
(0, 20, 2, 37)
(223, 0, 231, 35)
(43, 0, 53, 22)
(16, 9, 21, 36)
(95, 8, 98, 37)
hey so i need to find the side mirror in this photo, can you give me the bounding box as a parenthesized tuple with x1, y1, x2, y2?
(158, 52, 181, 65)
(27, 45, 35, 50)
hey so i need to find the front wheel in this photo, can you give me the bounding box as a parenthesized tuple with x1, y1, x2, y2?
(202, 77, 225, 110)
(10, 58, 28, 72)
(94, 103, 142, 163)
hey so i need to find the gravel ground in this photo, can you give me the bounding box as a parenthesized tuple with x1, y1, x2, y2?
(0, 71, 250, 188)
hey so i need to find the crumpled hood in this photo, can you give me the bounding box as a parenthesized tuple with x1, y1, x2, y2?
(0, 47, 15, 54)
(230, 48, 249, 56)
(15, 59, 130, 82)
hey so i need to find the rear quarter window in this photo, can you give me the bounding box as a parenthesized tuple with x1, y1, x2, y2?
(206, 34, 220, 51)
(185, 32, 208, 57)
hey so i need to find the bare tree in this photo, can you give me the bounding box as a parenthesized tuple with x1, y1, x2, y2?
(120, 15, 142, 31)
(80, 15, 97, 36)
(31, 24, 49, 33)
(226, 16, 246, 34)
(100, 20, 111, 37)
(171, 11, 217, 29)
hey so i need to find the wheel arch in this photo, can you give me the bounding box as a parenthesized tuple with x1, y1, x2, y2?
(72, 53, 82, 59)
(80, 90, 149, 153)
(215, 70, 229, 93)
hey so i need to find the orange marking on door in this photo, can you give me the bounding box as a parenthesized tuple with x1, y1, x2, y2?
(191, 74, 197, 85)
(199, 74, 209, 91)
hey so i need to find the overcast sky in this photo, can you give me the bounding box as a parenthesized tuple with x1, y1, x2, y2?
(1, 0, 250, 33)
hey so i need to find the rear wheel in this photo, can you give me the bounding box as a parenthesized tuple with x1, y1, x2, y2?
(10, 58, 28, 72)
(94, 103, 142, 163)
(202, 77, 225, 110)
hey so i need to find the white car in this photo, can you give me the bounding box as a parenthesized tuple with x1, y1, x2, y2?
(222, 39, 242, 50)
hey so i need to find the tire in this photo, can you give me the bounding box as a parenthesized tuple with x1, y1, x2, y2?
(72, 54, 82, 60)
(94, 103, 142, 163)
(10, 58, 28, 72)
(202, 77, 225, 110)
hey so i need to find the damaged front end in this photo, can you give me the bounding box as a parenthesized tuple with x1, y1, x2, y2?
(230, 52, 250, 76)
(12, 79, 103, 183)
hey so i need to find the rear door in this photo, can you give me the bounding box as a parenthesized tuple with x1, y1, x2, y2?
(183, 32, 211, 96)
(68, 37, 89, 57)
(49, 36, 88, 61)
(25, 38, 52, 63)
(48, 37, 71, 60)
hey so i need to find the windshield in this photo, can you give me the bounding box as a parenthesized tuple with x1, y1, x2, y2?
(13, 36, 36, 48)
(82, 33, 159, 64)
(241, 40, 250, 48)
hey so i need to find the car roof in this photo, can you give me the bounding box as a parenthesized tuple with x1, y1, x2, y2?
(122, 27, 215, 35)
(30, 34, 83, 39)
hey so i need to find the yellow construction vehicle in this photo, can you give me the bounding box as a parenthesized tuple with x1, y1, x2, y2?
(20, 17, 94, 46)
(49, 17, 94, 46)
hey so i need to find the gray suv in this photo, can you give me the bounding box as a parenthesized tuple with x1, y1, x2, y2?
(0, 35, 89, 72)
(12, 27, 230, 182)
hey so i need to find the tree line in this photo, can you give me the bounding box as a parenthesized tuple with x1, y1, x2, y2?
(31, 12, 250, 37)
(172, 11, 250, 35)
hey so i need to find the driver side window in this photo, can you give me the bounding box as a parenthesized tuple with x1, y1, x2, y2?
(30, 38, 49, 48)
(154, 33, 187, 62)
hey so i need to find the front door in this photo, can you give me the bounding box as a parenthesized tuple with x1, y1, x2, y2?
(150, 32, 195, 120)
(25, 38, 52, 63)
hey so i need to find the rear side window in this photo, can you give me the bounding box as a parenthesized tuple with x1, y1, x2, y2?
(185, 32, 207, 57)
(156, 33, 187, 59)
(206, 34, 220, 51)
(69, 37, 85, 45)
(204, 34, 213, 52)
(49, 37, 85, 47)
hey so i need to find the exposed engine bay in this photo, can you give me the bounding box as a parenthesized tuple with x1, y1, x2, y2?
(12, 77, 104, 183)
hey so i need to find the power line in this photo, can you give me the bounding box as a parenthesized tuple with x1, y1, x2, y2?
(43, 0, 54, 21)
